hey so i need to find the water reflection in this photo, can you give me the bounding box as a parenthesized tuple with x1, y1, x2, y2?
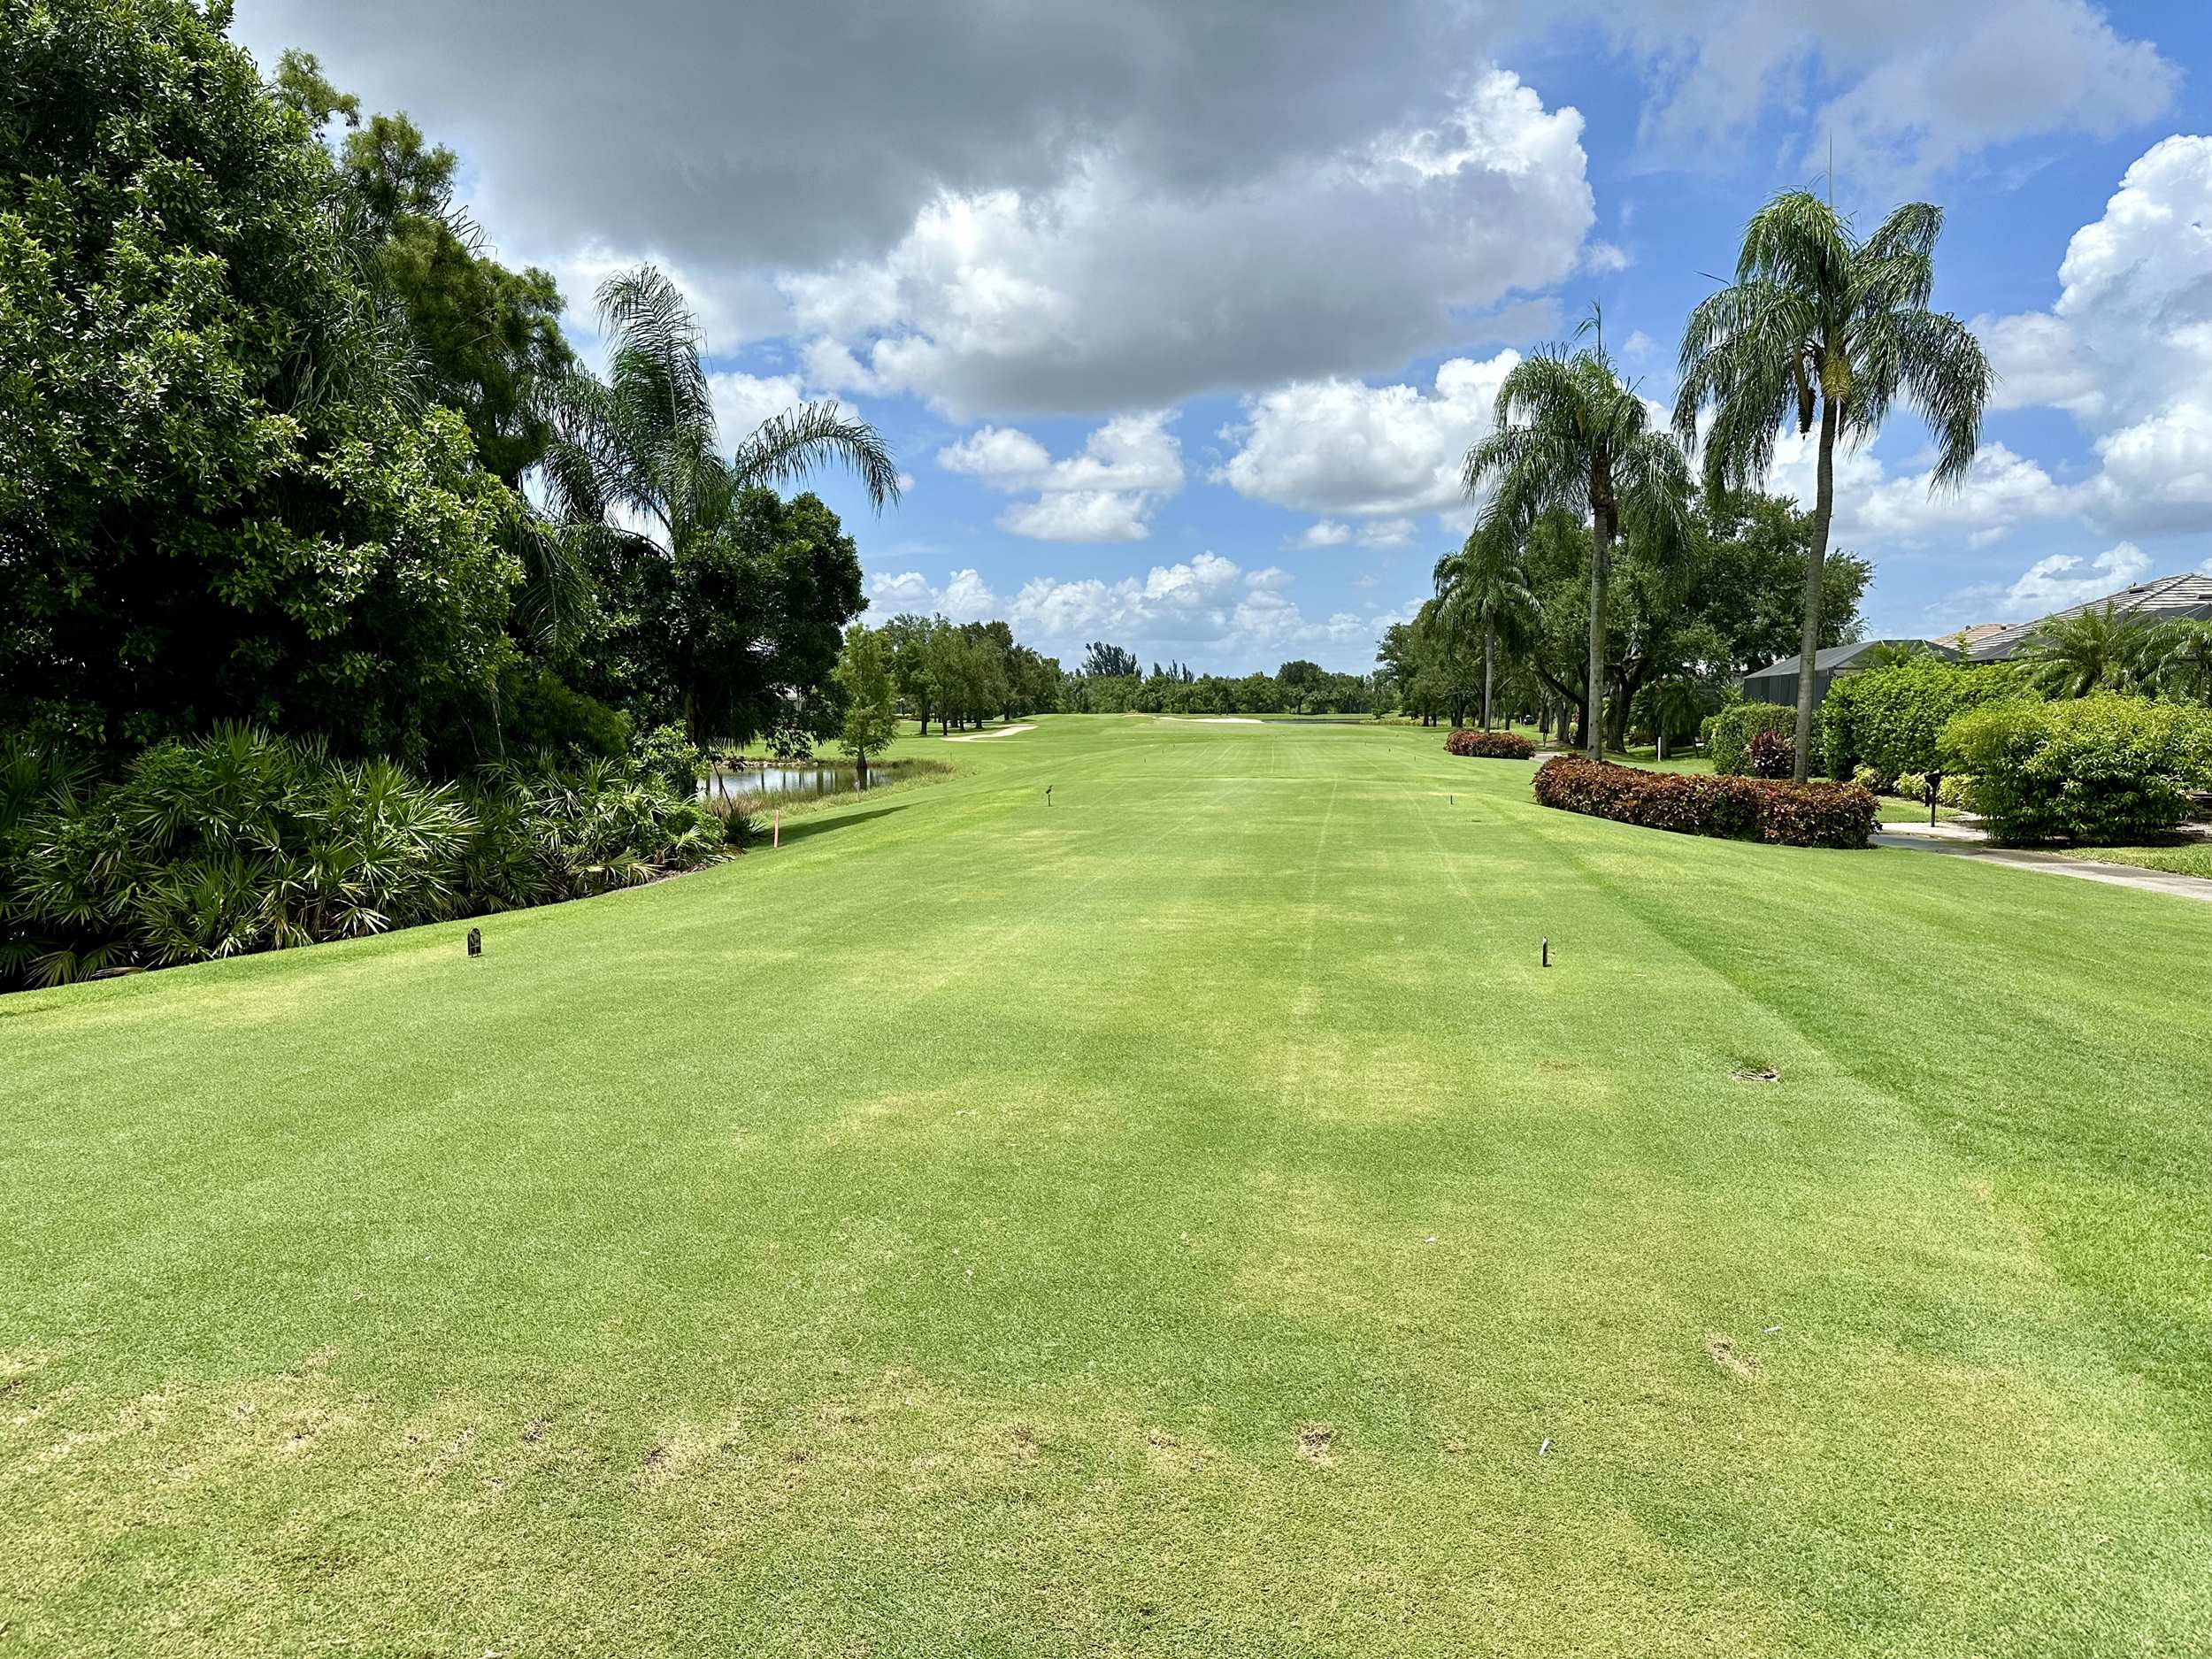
(702, 764, 874, 802)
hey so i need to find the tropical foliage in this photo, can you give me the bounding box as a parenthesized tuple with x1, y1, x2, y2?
(0, 726, 721, 987)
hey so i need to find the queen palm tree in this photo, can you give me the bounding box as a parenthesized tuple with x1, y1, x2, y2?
(534, 264, 899, 615)
(1464, 332, 1693, 760)
(1675, 193, 1991, 780)
(1432, 522, 1537, 731)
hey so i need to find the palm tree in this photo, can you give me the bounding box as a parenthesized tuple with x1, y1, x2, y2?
(1676, 193, 1991, 780)
(2017, 604, 2158, 698)
(2146, 618, 2212, 705)
(534, 265, 900, 719)
(1464, 332, 1693, 760)
(1432, 522, 1536, 731)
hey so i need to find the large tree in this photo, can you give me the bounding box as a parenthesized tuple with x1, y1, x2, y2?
(0, 0, 518, 765)
(1675, 192, 1991, 780)
(271, 52, 577, 490)
(1465, 335, 1694, 758)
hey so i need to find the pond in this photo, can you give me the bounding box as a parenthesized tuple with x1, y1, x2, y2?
(701, 764, 875, 802)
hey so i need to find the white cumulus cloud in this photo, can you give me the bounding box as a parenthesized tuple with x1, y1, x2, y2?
(937, 411, 1184, 541)
(1217, 352, 1518, 518)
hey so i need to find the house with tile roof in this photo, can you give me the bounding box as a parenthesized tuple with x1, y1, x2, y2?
(1961, 572, 2212, 663)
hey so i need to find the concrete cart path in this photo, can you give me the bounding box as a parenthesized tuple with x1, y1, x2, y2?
(1875, 824, 2212, 904)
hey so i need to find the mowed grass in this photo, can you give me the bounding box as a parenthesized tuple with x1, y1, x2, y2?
(4, 717, 2208, 1657)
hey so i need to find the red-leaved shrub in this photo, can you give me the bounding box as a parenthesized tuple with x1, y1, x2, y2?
(1747, 727, 1795, 779)
(1445, 728, 1536, 759)
(1532, 756, 1877, 849)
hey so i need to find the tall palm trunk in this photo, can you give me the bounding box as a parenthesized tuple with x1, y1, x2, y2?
(1482, 614, 1495, 731)
(1793, 397, 1839, 783)
(1586, 489, 1614, 763)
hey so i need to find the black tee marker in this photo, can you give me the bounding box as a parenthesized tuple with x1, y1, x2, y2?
(1046, 785, 1053, 806)
(466, 927, 482, 958)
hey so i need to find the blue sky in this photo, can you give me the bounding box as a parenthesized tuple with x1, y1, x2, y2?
(233, 1, 2212, 672)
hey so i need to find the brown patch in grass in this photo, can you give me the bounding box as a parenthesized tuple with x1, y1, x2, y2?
(1144, 1426, 1217, 1475)
(1296, 1424, 1336, 1466)
(1008, 1424, 1041, 1464)
(521, 1417, 547, 1444)
(1707, 1334, 1759, 1379)
(1729, 1064, 1783, 1083)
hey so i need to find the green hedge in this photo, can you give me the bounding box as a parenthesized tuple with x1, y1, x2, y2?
(1704, 702, 1795, 776)
(1822, 661, 2030, 783)
(1532, 756, 1878, 849)
(1939, 695, 2212, 842)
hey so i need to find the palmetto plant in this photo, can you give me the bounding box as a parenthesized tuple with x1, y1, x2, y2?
(1432, 521, 1538, 731)
(1676, 192, 1991, 780)
(531, 265, 900, 664)
(1464, 331, 1693, 759)
(2016, 604, 2161, 699)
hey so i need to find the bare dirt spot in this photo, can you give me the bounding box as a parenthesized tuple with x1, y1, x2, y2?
(521, 1418, 547, 1444)
(1008, 1424, 1041, 1464)
(1296, 1425, 1336, 1467)
(1729, 1064, 1784, 1083)
(1707, 1334, 1759, 1379)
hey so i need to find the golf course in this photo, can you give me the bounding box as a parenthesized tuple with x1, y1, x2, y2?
(4, 716, 2207, 1656)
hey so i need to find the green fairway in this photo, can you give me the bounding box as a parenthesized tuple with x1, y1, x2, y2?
(4, 716, 2208, 1656)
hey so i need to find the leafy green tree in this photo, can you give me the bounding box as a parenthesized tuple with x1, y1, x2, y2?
(272, 51, 578, 489)
(1676, 192, 1991, 780)
(0, 0, 518, 764)
(1466, 330, 1693, 758)
(580, 488, 864, 745)
(833, 626, 899, 778)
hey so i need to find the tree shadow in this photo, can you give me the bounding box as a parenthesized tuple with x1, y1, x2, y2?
(770, 803, 909, 848)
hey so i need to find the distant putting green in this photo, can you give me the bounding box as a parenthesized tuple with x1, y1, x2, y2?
(4, 717, 2207, 1655)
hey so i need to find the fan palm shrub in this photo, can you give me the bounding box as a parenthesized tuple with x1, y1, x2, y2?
(1676, 194, 1991, 780)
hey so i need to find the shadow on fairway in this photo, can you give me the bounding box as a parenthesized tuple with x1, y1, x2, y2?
(772, 803, 910, 848)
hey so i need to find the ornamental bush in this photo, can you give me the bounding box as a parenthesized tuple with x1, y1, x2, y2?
(1532, 756, 1878, 849)
(1705, 703, 1795, 775)
(1747, 728, 1795, 779)
(1821, 661, 2031, 781)
(1445, 728, 1536, 759)
(1939, 694, 2212, 843)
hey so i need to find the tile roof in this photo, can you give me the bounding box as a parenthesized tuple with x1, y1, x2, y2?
(1967, 572, 2212, 661)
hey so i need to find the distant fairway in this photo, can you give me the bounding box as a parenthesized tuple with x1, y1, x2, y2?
(4, 717, 2207, 1656)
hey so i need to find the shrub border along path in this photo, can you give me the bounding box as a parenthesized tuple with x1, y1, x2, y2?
(1532, 755, 1878, 849)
